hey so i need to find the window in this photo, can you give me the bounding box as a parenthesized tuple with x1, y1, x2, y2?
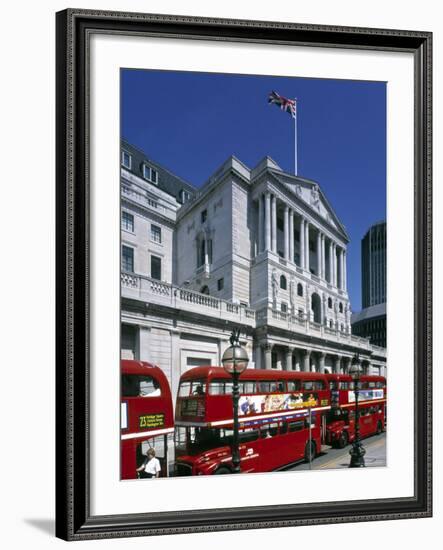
(150, 255, 161, 280)
(302, 380, 325, 390)
(217, 278, 224, 291)
(121, 211, 134, 232)
(280, 275, 287, 289)
(288, 420, 305, 432)
(339, 302, 343, 313)
(121, 150, 131, 169)
(201, 209, 207, 223)
(179, 189, 191, 204)
(198, 238, 212, 266)
(122, 245, 134, 272)
(297, 283, 303, 296)
(328, 297, 332, 308)
(142, 163, 158, 184)
(281, 302, 288, 313)
(121, 375, 161, 397)
(150, 224, 162, 243)
(258, 381, 285, 393)
(287, 380, 301, 392)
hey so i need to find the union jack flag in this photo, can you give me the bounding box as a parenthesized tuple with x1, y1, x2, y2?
(268, 90, 296, 119)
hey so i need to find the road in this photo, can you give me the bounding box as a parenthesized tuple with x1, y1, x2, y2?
(285, 432, 386, 471)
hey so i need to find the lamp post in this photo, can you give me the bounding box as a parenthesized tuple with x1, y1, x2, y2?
(349, 353, 366, 468)
(222, 328, 249, 474)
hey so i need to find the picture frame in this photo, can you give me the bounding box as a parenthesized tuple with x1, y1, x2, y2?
(55, 8, 432, 541)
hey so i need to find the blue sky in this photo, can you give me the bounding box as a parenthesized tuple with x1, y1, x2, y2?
(121, 69, 386, 311)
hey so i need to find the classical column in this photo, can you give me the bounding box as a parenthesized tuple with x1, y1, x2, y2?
(321, 234, 326, 279)
(328, 240, 333, 283)
(343, 250, 347, 291)
(333, 355, 341, 374)
(305, 221, 310, 272)
(284, 205, 289, 259)
(271, 194, 277, 253)
(264, 344, 273, 370)
(302, 349, 311, 372)
(299, 218, 305, 269)
(285, 347, 293, 371)
(138, 326, 151, 362)
(339, 248, 344, 290)
(318, 352, 326, 373)
(265, 192, 271, 251)
(258, 194, 263, 253)
(289, 209, 294, 262)
(254, 343, 262, 370)
(332, 243, 337, 286)
(316, 230, 322, 277)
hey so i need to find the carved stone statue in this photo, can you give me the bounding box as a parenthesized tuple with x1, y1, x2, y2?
(310, 184, 320, 209)
(271, 268, 279, 305)
(289, 276, 295, 309)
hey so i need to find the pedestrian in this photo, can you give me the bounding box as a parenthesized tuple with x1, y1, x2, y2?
(136, 448, 161, 479)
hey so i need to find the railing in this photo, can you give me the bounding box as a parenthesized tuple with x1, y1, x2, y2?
(121, 273, 378, 352)
(121, 273, 256, 326)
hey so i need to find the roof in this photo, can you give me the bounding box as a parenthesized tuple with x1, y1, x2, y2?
(351, 302, 386, 324)
(121, 139, 197, 203)
(180, 366, 328, 381)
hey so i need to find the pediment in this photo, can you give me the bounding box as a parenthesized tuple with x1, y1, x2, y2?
(271, 171, 349, 240)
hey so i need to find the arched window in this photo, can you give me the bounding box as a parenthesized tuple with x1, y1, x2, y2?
(329, 319, 333, 328)
(297, 283, 303, 297)
(339, 302, 343, 313)
(280, 275, 287, 290)
(328, 297, 332, 309)
(311, 293, 321, 324)
(340, 323, 344, 332)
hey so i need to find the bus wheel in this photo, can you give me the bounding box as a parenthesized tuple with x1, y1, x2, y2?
(304, 441, 316, 463)
(376, 421, 383, 434)
(337, 431, 349, 449)
(214, 467, 231, 475)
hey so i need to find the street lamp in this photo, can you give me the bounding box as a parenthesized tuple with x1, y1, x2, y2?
(222, 328, 249, 474)
(349, 353, 366, 468)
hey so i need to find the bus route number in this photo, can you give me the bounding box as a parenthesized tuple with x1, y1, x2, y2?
(139, 413, 165, 429)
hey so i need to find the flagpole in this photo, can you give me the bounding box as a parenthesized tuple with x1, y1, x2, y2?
(294, 98, 298, 176)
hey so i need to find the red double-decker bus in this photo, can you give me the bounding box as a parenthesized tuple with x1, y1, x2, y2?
(174, 366, 331, 476)
(121, 360, 174, 479)
(325, 374, 386, 448)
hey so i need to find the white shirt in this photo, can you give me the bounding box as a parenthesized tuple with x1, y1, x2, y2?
(144, 457, 161, 476)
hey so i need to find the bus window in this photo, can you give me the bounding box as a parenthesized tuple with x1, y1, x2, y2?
(191, 380, 206, 395)
(288, 420, 304, 432)
(238, 381, 257, 394)
(302, 380, 325, 391)
(178, 381, 191, 397)
(287, 380, 301, 392)
(240, 427, 259, 443)
(209, 380, 226, 394)
(268, 422, 279, 436)
(209, 379, 234, 394)
(258, 381, 272, 393)
(339, 382, 349, 390)
(122, 374, 161, 397)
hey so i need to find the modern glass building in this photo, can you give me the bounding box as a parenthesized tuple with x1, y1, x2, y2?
(361, 221, 386, 308)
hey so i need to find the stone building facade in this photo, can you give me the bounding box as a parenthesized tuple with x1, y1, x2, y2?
(120, 141, 387, 400)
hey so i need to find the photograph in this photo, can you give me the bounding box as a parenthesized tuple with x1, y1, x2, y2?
(119, 69, 388, 479)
